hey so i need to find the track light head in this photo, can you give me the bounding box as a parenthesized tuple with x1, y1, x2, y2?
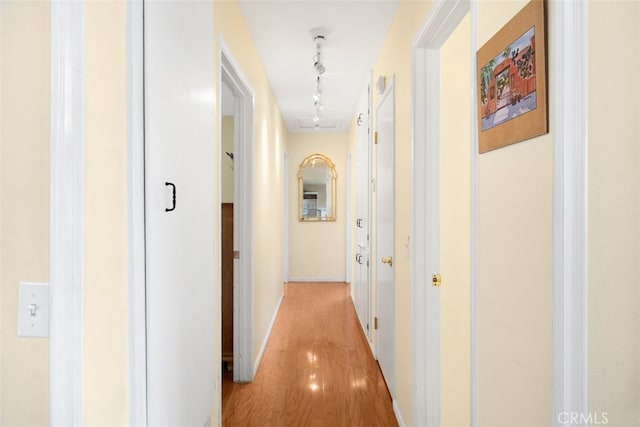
(313, 58, 325, 75)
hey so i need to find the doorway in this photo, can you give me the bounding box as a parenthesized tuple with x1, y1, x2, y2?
(220, 80, 235, 374)
(411, 1, 474, 426)
(219, 45, 256, 383)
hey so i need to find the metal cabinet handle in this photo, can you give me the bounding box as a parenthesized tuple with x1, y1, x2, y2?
(165, 182, 176, 212)
(381, 256, 393, 267)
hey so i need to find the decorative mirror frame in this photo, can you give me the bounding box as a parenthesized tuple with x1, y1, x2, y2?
(297, 153, 338, 222)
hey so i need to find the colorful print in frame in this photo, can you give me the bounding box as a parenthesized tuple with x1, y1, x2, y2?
(477, 0, 547, 153)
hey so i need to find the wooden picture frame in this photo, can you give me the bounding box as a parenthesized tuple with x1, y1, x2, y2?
(477, 0, 547, 153)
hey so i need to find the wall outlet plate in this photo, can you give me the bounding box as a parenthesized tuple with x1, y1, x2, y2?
(17, 282, 50, 338)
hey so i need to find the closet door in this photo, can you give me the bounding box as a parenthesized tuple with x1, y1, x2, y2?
(144, 1, 216, 425)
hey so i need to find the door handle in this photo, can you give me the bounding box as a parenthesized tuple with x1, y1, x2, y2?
(356, 218, 363, 228)
(356, 254, 362, 264)
(381, 256, 393, 267)
(165, 182, 176, 212)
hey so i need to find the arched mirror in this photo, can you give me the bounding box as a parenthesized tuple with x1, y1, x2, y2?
(298, 153, 337, 221)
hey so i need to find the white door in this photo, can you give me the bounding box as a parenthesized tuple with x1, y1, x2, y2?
(375, 79, 395, 395)
(145, 2, 216, 425)
(354, 80, 372, 338)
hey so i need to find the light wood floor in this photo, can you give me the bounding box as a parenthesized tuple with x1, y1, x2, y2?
(222, 282, 398, 427)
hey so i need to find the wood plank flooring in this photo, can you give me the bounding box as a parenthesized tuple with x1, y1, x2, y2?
(222, 282, 398, 427)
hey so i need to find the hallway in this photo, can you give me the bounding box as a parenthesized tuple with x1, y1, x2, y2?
(222, 282, 398, 426)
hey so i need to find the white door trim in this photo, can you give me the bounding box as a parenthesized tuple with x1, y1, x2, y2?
(410, 1, 471, 426)
(50, 1, 85, 424)
(219, 39, 255, 382)
(126, 0, 147, 425)
(550, 1, 589, 424)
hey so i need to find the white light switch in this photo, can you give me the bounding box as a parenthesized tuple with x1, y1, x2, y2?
(17, 282, 49, 338)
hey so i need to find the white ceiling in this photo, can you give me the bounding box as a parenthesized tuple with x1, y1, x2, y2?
(237, 0, 399, 133)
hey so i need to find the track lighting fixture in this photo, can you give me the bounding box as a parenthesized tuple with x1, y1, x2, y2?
(309, 28, 329, 131)
(312, 34, 326, 75)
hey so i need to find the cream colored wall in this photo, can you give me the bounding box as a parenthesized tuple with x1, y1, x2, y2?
(477, 1, 552, 425)
(0, 1, 50, 425)
(370, 1, 433, 423)
(288, 132, 347, 281)
(588, 2, 640, 425)
(214, 0, 288, 376)
(440, 13, 471, 427)
(221, 116, 234, 203)
(83, 1, 129, 424)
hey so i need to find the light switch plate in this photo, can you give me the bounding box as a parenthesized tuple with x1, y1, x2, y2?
(17, 282, 49, 338)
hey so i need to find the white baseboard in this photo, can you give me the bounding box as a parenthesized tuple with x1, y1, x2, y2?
(393, 398, 406, 427)
(287, 277, 346, 283)
(253, 292, 284, 374)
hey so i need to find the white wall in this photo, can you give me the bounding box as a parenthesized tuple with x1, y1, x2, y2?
(289, 133, 348, 281)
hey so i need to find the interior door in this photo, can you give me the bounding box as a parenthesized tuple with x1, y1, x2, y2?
(145, 1, 216, 425)
(354, 81, 372, 339)
(375, 79, 395, 395)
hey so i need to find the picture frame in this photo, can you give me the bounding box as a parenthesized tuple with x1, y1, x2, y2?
(477, 0, 547, 153)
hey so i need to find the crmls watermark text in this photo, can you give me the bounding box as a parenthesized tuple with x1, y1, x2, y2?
(558, 412, 609, 425)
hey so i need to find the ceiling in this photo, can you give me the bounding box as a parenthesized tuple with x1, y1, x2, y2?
(237, 0, 399, 133)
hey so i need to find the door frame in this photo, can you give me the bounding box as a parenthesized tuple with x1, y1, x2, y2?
(126, 1, 147, 424)
(411, 1, 472, 425)
(50, 0, 86, 424)
(219, 40, 255, 382)
(550, 1, 589, 422)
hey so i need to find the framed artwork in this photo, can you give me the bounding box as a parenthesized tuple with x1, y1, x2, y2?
(477, 0, 547, 153)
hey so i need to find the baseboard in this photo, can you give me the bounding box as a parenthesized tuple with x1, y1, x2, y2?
(393, 398, 406, 427)
(287, 277, 346, 283)
(253, 292, 284, 374)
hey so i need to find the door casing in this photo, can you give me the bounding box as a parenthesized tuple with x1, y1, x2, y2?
(219, 40, 256, 383)
(410, 1, 472, 425)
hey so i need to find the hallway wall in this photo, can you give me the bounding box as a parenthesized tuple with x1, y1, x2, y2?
(588, 2, 640, 424)
(476, 1, 553, 425)
(0, 2, 50, 425)
(368, 0, 552, 424)
(84, 2, 130, 423)
(288, 132, 348, 281)
(214, 0, 289, 397)
(368, 1, 434, 424)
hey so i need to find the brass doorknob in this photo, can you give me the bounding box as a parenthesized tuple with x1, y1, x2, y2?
(381, 256, 393, 266)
